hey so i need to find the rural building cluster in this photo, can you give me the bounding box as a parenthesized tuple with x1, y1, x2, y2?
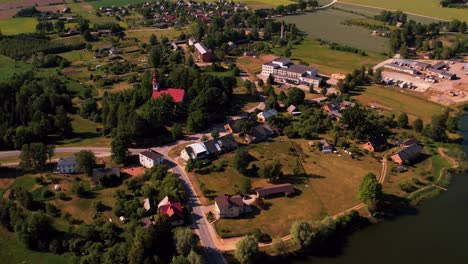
(261, 58, 323, 87)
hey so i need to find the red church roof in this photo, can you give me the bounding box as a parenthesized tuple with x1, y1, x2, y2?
(152, 89, 185, 103)
(151, 71, 185, 103)
(159, 202, 184, 219)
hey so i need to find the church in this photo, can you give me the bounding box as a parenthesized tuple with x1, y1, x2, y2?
(151, 71, 186, 103)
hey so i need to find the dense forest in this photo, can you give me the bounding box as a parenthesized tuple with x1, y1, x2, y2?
(0, 72, 73, 149)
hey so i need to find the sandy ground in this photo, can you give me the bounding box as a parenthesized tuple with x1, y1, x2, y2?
(37, 4, 67, 13)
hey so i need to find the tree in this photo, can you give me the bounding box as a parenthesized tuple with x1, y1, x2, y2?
(211, 130, 219, 139)
(271, 238, 288, 256)
(358, 172, 383, 204)
(172, 256, 190, 264)
(397, 113, 408, 128)
(172, 124, 184, 141)
(233, 148, 250, 175)
(373, 68, 382, 83)
(235, 235, 258, 264)
(75, 150, 96, 176)
(149, 45, 162, 68)
(15, 211, 55, 250)
(238, 177, 251, 195)
(46, 145, 55, 164)
(111, 128, 131, 165)
(286, 87, 305, 106)
(19, 143, 47, 171)
(260, 160, 282, 182)
(290, 221, 313, 249)
(149, 34, 158, 45)
(173, 227, 195, 256)
(413, 118, 423, 133)
(54, 20, 65, 33)
(188, 250, 204, 264)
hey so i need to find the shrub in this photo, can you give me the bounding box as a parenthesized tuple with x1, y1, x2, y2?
(42, 189, 54, 199)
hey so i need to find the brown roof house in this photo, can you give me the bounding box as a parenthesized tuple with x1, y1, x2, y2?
(362, 134, 388, 152)
(391, 140, 421, 165)
(214, 194, 245, 218)
(256, 183, 295, 199)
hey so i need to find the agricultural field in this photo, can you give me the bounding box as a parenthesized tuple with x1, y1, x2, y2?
(288, 38, 385, 75)
(203, 0, 295, 9)
(199, 136, 381, 238)
(353, 85, 445, 123)
(0, 17, 36, 34)
(278, 8, 390, 53)
(338, 0, 468, 21)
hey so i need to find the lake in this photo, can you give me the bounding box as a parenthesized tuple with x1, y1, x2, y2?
(294, 115, 468, 264)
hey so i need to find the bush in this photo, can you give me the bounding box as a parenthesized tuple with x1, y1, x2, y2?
(42, 189, 55, 199)
(399, 182, 416, 193)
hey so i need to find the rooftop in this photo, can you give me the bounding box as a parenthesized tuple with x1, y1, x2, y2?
(152, 88, 185, 103)
(256, 183, 295, 197)
(57, 156, 76, 166)
(140, 150, 163, 160)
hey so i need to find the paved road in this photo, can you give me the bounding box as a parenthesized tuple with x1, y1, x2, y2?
(168, 158, 227, 264)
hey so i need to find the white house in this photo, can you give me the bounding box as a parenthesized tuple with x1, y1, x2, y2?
(139, 149, 164, 168)
(214, 194, 245, 218)
(257, 109, 278, 122)
(181, 142, 208, 161)
(56, 156, 77, 174)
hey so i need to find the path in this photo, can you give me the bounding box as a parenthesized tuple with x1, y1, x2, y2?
(335, 1, 448, 22)
(317, 0, 337, 9)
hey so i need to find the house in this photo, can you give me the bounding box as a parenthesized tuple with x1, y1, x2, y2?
(340, 100, 356, 110)
(391, 143, 421, 165)
(287, 105, 301, 115)
(323, 102, 341, 113)
(320, 139, 333, 154)
(56, 156, 77, 174)
(245, 124, 274, 144)
(261, 58, 321, 86)
(256, 184, 295, 199)
(216, 134, 239, 152)
(327, 111, 342, 121)
(92, 167, 121, 184)
(180, 134, 238, 160)
(143, 197, 156, 213)
(158, 196, 184, 226)
(194, 41, 213, 62)
(139, 149, 164, 168)
(362, 134, 388, 152)
(257, 109, 278, 122)
(214, 194, 245, 218)
(181, 142, 208, 160)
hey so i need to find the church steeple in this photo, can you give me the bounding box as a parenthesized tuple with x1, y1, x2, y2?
(152, 71, 159, 91)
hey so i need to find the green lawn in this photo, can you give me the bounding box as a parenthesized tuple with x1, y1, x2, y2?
(0, 55, 32, 81)
(339, 0, 468, 21)
(0, 228, 72, 264)
(55, 114, 110, 147)
(353, 85, 444, 122)
(289, 38, 385, 75)
(278, 8, 390, 53)
(0, 17, 37, 35)
(202, 0, 294, 9)
(125, 28, 184, 42)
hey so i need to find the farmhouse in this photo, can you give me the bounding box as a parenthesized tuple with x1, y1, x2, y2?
(193, 41, 213, 62)
(261, 58, 322, 86)
(362, 134, 388, 152)
(158, 196, 184, 226)
(244, 124, 275, 144)
(214, 194, 245, 218)
(180, 134, 238, 160)
(56, 156, 77, 174)
(139, 149, 164, 168)
(320, 139, 333, 154)
(257, 109, 278, 122)
(256, 184, 295, 199)
(391, 141, 421, 165)
(151, 71, 186, 103)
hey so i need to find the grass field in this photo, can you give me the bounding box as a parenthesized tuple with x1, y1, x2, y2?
(339, 0, 468, 21)
(279, 8, 390, 53)
(353, 85, 444, 122)
(125, 28, 185, 42)
(0, 17, 36, 35)
(202, 0, 294, 9)
(0, 228, 72, 264)
(203, 136, 381, 237)
(289, 38, 385, 75)
(0, 55, 32, 80)
(56, 114, 110, 147)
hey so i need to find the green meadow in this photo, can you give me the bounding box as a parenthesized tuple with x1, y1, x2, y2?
(0, 17, 36, 35)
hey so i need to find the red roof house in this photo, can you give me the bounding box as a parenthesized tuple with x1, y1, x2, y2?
(158, 196, 184, 226)
(151, 71, 186, 103)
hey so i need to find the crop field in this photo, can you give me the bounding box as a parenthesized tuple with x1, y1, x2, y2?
(0, 17, 36, 35)
(279, 8, 390, 53)
(353, 85, 444, 122)
(288, 39, 385, 75)
(339, 0, 468, 21)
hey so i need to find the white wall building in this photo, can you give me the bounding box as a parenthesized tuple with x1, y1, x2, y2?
(56, 156, 77, 174)
(139, 150, 164, 168)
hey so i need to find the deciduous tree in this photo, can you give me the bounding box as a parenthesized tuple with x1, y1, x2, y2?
(235, 235, 258, 264)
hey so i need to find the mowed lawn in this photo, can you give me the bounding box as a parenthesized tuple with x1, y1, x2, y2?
(0, 228, 72, 264)
(0, 17, 36, 35)
(290, 38, 385, 75)
(56, 114, 110, 147)
(353, 85, 444, 122)
(278, 8, 390, 53)
(205, 137, 381, 238)
(0, 55, 32, 80)
(125, 28, 184, 42)
(339, 0, 468, 21)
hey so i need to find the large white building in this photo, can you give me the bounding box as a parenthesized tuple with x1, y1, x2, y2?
(139, 149, 164, 168)
(56, 156, 77, 174)
(262, 58, 322, 87)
